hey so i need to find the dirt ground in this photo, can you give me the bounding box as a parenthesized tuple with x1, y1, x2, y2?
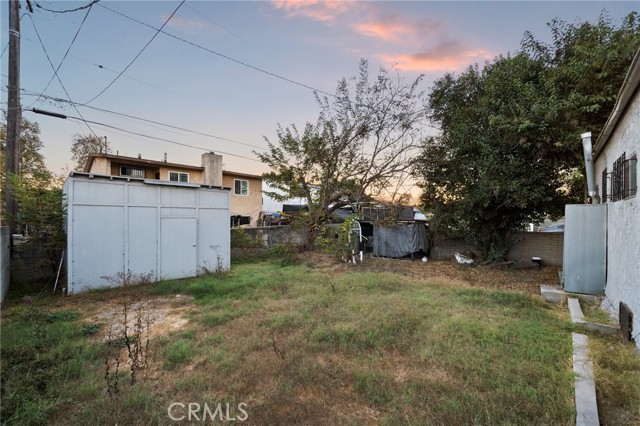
(304, 252, 561, 296)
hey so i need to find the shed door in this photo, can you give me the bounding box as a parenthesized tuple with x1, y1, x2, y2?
(160, 218, 197, 279)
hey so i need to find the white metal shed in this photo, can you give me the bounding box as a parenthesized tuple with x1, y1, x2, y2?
(64, 173, 230, 294)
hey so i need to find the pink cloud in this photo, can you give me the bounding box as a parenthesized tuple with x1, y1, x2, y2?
(379, 40, 494, 72)
(271, 0, 357, 23)
(354, 16, 443, 42)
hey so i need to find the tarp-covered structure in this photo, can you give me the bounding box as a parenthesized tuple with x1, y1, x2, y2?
(372, 222, 430, 258)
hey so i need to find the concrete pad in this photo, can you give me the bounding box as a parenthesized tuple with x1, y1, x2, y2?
(541, 285, 566, 304)
(568, 298, 619, 335)
(582, 322, 618, 335)
(572, 333, 599, 426)
(568, 298, 586, 323)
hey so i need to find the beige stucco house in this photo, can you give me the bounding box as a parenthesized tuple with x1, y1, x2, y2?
(84, 152, 263, 227)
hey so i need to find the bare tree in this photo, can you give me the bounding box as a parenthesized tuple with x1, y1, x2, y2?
(257, 60, 426, 249)
(70, 134, 109, 171)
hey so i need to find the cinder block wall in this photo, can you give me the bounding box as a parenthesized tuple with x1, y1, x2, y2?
(236, 226, 306, 248)
(431, 232, 564, 266)
(507, 232, 564, 265)
(1, 227, 10, 303)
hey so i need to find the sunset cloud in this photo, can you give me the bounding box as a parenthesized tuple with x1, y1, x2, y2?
(378, 40, 494, 72)
(271, 0, 357, 23)
(354, 16, 443, 42)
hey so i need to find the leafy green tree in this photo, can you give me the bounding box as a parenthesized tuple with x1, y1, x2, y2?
(258, 60, 426, 249)
(415, 54, 569, 260)
(9, 171, 66, 273)
(0, 115, 46, 180)
(70, 134, 109, 170)
(522, 11, 640, 196)
(414, 12, 640, 261)
(1, 116, 66, 278)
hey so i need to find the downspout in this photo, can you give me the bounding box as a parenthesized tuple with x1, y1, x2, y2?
(581, 132, 600, 204)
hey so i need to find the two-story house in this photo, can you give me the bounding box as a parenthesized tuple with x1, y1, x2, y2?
(83, 152, 263, 227)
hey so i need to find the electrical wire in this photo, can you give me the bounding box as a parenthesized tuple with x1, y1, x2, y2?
(19, 88, 266, 150)
(1, 13, 30, 59)
(25, 14, 99, 138)
(98, 3, 337, 100)
(185, 3, 263, 54)
(85, 0, 185, 104)
(35, 0, 100, 14)
(31, 3, 94, 107)
(62, 115, 261, 162)
(98, 3, 438, 130)
(21, 35, 173, 93)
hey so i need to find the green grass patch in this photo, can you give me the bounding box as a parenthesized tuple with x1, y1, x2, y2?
(3, 257, 637, 425)
(164, 339, 194, 369)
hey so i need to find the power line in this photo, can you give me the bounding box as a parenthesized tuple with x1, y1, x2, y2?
(35, 0, 100, 14)
(27, 107, 260, 162)
(185, 3, 263, 54)
(98, 3, 337, 99)
(97, 3, 437, 130)
(19, 88, 267, 150)
(66, 116, 260, 162)
(31, 3, 94, 107)
(85, 0, 185, 104)
(1, 13, 30, 59)
(20, 35, 173, 93)
(25, 14, 99, 138)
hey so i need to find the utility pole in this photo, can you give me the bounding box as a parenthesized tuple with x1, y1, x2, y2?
(4, 0, 21, 233)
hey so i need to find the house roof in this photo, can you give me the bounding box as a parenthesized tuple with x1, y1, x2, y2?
(84, 153, 262, 179)
(84, 154, 204, 172)
(594, 47, 640, 159)
(224, 171, 262, 179)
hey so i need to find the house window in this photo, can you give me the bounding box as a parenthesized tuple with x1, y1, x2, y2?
(120, 166, 144, 178)
(625, 154, 637, 198)
(610, 152, 637, 201)
(234, 179, 248, 196)
(169, 171, 189, 183)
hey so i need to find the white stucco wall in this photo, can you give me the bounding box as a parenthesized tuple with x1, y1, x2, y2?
(594, 86, 640, 349)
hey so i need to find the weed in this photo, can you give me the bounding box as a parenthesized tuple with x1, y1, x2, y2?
(82, 323, 101, 336)
(46, 310, 79, 322)
(101, 271, 155, 394)
(271, 336, 286, 360)
(164, 339, 193, 369)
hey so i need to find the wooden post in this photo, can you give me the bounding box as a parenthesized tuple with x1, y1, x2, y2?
(4, 0, 21, 233)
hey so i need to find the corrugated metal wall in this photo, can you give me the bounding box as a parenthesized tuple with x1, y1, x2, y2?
(64, 175, 230, 294)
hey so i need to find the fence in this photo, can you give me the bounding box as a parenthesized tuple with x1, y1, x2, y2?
(232, 225, 565, 266)
(431, 232, 564, 266)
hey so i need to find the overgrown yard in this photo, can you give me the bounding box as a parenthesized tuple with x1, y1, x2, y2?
(1, 254, 639, 425)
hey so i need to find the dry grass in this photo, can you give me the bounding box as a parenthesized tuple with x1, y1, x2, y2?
(2, 253, 637, 425)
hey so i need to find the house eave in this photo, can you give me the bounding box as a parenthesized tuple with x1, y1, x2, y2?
(594, 48, 640, 159)
(67, 171, 230, 191)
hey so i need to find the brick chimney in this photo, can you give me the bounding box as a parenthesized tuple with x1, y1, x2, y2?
(201, 152, 223, 186)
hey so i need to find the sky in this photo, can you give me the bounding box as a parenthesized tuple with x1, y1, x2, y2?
(2, 0, 639, 184)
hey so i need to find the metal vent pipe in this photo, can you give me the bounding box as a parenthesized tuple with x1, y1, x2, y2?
(581, 132, 599, 204)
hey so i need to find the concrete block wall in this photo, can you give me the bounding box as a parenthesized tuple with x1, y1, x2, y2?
(1, 227, 10, 303)
(235, 226, 306, 248)
(431, 232, 564, 266)
(508, 232, 564, 265)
